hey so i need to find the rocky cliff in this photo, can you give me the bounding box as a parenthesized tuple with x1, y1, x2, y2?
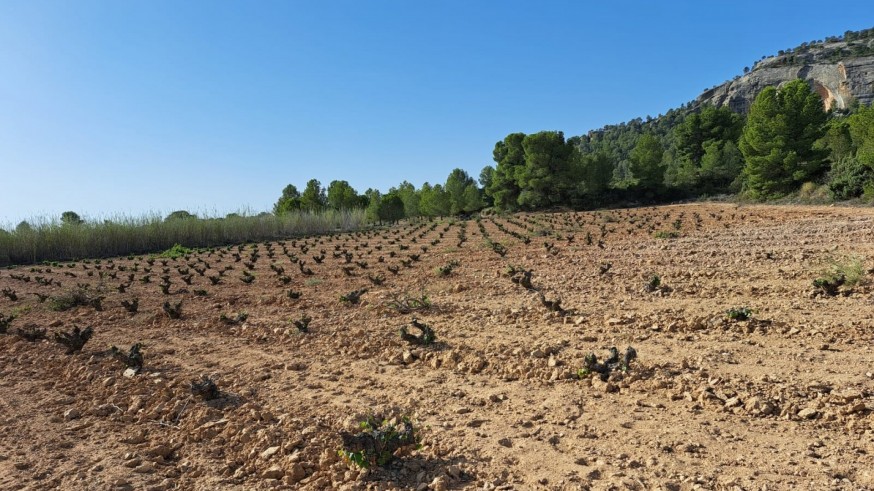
(695, 37, 874, 113)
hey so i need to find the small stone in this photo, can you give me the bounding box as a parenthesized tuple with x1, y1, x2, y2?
(547, 356, 558, 368)
(797, 408, 819, 419)
(134, 462, 156, 474)
(262, 465, 283, 480)
(402, 350, 414, 364)
(497, 437, 512, 448)
(123, 368, 138, 378)
(146, 445, 173, 459)
(430, 476, 448, 491)
(63, 408, 81, 421)
(287, 463, 306, 483)
(839, 389, 863, 402)
(260, 446, 281, 460)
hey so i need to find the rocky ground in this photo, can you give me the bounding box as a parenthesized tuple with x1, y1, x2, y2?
(0, 203, 873, 491)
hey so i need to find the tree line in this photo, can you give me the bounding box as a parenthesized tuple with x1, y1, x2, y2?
(272, 78, 873, 220)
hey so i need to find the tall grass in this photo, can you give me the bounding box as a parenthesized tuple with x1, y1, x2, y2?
(0, 209, 367, 266)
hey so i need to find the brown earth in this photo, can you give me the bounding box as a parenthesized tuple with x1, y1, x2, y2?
(1, 203, 873, 491)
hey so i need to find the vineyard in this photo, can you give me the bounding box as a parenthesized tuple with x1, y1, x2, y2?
(1, 203, 873, 490)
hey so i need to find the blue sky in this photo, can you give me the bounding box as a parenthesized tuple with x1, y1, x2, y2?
(1, 1, 871, 225)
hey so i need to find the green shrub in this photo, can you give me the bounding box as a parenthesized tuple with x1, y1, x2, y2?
(159, 243, 192, 259)
(828, 157, 873, 200)
(654, 230, 680, 239)
(339, 416, 420, 469)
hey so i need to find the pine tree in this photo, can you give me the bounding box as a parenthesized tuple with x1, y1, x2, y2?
(739, 80, 828, 199)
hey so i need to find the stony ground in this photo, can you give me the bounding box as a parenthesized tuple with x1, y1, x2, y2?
(0, 203, 873, 491)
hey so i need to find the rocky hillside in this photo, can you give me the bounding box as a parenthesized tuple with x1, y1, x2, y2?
(696, 30, 874, 113)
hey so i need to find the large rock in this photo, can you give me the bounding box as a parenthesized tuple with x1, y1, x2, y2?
(695, 39, 874, 113)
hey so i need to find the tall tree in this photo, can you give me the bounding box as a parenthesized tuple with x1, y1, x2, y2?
(364, 188, 382, 222)
(377, 193, 405, 223)
(61, 211, 84, 225)
(516, 131, 574, 209)
(393, 181, 421, 218)
(273, 184, 301, 215)
(848, 104, 874, 168)
(445, 168, 477, 215)
(326, 180, 361, 210)
(739, 79, 828, 199)
(486, 133, 526, 211)
(300, 179, 327, 212)
(478, 166, 496, 207)
(419, 183, 450, 217)
(629, 133, 665, 193)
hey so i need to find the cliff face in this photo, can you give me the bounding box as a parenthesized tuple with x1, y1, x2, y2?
(695, 40, 874, 113)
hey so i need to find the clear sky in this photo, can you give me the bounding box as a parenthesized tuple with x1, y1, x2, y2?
(1, 1, 871, 225)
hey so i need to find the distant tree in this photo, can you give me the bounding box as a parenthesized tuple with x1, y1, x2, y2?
(460, 184, 483, 213)
(445, 168, 477, 215)
(629, 133, 665, 193)
(848, 104, 874, 169)
(479, 165, 495, 190)
(61, 211, 84, 225)
(326, 180, 362, 210)
(15, 221, 32, 233)
(486, 133, 526, 211)
(579, 152, 614, 199)
(394, 181, 420, 218)
(377, 193, 405, 223)
(300, 179, 327, 212)
(165, 210, 196, 221)
(820, 119, 855, 163)
(273, 184, 301, 215)
(739, 80, 828, 199)
(419, 183, 450, 217)
(516, 131, 574, 209)
(699, 140, 745, 193)
(478, 166, 496, 207)
(828, 156, 872, 200)
(364, 188, 382, 222)
(667, 105, 743, 193)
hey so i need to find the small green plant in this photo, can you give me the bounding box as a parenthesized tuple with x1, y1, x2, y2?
(436, 260, 459, 277)
(654, 230, 680, 239)
(17, 325, 47, 342)
(400, 318, 436, 345)
(367, 273, 386, 286)
(813, 255, 866, 296)
(0, 312, 15, 334)
(49, 286, 103, 312)
(488, 241, 508, 257)
(293, 315, 311, 333)
(726, 307, 752, 321)
(645, 274, 661, 293)
(385, 291, 431, 313)
(220, 312, 248, 325)
(190, 375, 220, 401)
(110, 343, 144, 372)
(537, 291, 563, 313)
(2, 288, 18, 301)
(339, 416, 420, 469)
(121, 298, 139, 314)
(287, 290, 302, 299)
(340, 288, 368, 305)
(577, 346, 637, 381)
(163, 300, 182, 319)
(159, 244, 192, 259)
